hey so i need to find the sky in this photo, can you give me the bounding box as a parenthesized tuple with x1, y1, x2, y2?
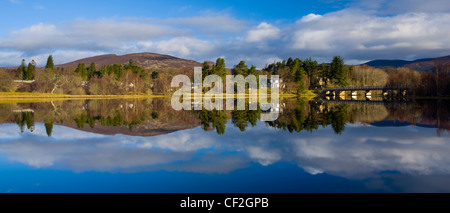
(1, 0, 450, 67)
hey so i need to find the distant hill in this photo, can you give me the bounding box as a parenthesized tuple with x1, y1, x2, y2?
(57, 52, 203, 71)
(364, 58, 433, 68)
(364, 55, 450, 71)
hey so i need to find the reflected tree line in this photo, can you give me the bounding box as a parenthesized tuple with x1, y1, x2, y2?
(197, 98, 449, 135)
(7, 99, 199, 137)
(2, 98, 449, 136)
(13, 103, 149, 136)
(264, 100, 349, 134)
(16, 111, 36, 133)
(194, 99, 353, 135)
(196, 102, 261, 134)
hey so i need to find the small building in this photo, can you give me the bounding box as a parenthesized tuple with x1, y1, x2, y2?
(260, 79, 281, 88)
(260, 103, 280, 113)
(81, 81, 89, 87)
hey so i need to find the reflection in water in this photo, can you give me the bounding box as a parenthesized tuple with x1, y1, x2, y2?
(2, 98, 449, 136)
(198, 109, 228, 134)
(15, 111, 35, 133)
(0, 121, 448, 174)
(0, 121, 449, 192)
(0, 98, 449, 192)
(4, 99, 201, 137)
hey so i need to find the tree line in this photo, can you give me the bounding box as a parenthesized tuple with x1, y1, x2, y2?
(262, 56, 348, 94)
(1, 55, 449, 97)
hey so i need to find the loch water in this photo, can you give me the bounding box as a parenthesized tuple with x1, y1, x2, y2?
(0, 98, 449, 192)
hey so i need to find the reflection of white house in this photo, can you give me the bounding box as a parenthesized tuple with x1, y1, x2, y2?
(191, 101, 202, 109)
(191, 83, 202, 89)
(260, 103, 280, 113)
(13, 80, 35, 83)
(260, 103, 280, 121)
(260, 79, 281, 88)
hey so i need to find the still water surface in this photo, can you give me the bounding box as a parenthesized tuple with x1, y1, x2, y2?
(0, 98, 448, 192)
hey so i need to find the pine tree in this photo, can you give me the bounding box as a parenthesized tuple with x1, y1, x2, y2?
(88, 63, 96, 79)
(44, 55, 56, 79)
(151, 70, 160, 79)
(75, 63, 87, 80)
(280, 60, 286, 68)
(303, 58, 318, 82)
(214, 58, 227, 80)
(16, 59, 26, 80)
(202, 61, 211, 80)
(45, 121, 53, 137)
(320, 63, 330, 86)
(295, 67, 306, 93)
(248, 65, 259, 86)
(45, 55, 54, 70)
(330, 56, 347, 86)
(248, 65, 258, 77)
(286, 57, 294, 67)
(25, 62, 35, 80)
(23, 63, 33, 80)
(234, 61, 248, 76)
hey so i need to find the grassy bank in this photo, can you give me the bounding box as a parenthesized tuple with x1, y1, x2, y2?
(0, 92, 166, 99)
(0, 90, 316, 101)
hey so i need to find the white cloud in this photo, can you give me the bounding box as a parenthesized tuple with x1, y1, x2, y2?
(303, 167, 324, 175)
(350, 0, 450, 14)
(299, 13, 322, 22)
(2, 3, 450, 67)
(246, 22, 280, 42)
(0, 20, 185, 54)
(0, 52, 23, 67)
(145, 37, 215, 58)
(136, 132, 215, 152)
(290, 10, 450, 61)
(247, 146, 281, 166)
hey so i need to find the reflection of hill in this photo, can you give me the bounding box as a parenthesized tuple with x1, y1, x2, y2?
(384, 99, 450, 135)
(1, 98, 449, 136)
(370, 120, 411, 127)
(4, 99, 201, 136)
(347, 104, 389, 124)
(64, 122, 200, 136)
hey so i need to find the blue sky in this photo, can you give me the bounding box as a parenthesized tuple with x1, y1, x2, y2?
(0, 0, 348, 30)
(1, 0, 450, 67)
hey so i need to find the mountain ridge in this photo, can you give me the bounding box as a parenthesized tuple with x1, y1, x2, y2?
(363, 55, 450, 71)
(57, 52, 203, 71)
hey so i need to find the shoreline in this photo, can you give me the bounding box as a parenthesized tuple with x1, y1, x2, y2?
(0, 92, 304, 100)
(3, 92, 448, 101)
(0, 92, 164, 99)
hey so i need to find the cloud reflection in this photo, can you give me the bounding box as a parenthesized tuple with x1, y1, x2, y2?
(0, 122, 449, 180)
